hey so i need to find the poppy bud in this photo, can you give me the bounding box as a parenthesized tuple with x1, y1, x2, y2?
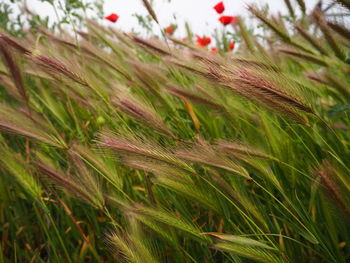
(228, 42, 235, 51)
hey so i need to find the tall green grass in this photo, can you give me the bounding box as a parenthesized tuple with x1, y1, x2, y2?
(0, 1, 349, 262)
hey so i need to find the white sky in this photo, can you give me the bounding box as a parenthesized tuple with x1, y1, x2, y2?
(24, 0, 321, 36)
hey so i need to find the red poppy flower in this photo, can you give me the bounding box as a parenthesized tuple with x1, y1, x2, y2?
(165, 25, 177, 36)
(228, 42, 235, 51)
(165, 27, 173, 35)
(213, 2, 225, 14)
(203, 37, 211, 45)
(105, 13, 119, 23)
(219, 16, 238, 26)
(211, 47, 219, 54)
(196, 35, 211, 47)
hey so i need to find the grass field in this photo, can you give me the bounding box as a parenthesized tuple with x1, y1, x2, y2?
(0, 1, 350, 262)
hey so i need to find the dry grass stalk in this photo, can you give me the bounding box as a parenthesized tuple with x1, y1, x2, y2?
(169, 37, 196, 50)
(206, 65, 312, 124)
(278, 47, 328, 66)
(232, 58, 279, 72)
(306, 72, 329, 86)
(248, 6, 291, 43)
(173, 142, 250, 178)
(236, 69, 313, 113)
(0, 42, 28, 103)
(122, 156, 190, 182)
(82, 41, 131, 80)
(33, 55, 89, 86)
(108, 27, 133, 46)
(132, 36, 171, 56)
(248, 6, 312, 53)
(184, 99, 200, 131)
(294, 25, 329, 55)
(312, 10, 345, 60)
(39, 29, 77, 49)
(215, 140, 271, 159)
(323, 72, 350, 97)
(296, 0, 306, 13)
(55, 196, 95, 253)
(0, 73, 23, 101)
(141, 0, 159, 24)
(0, 33, 31, 54)
(165, 57, 210, 78)
(317, 160, 350, 218)
(112, 94, 173, 136)
(237, 17, 255, 53)
(68, 149, 104, 208)
(128, 60, 167, 93)
(283, 0, 295, 18)
(35, 161, 98, 207)
(327, 21, 350, 40)
(99, 132, 195, 174)
(166, 84, 224, 110)
(0, 104, 63, 147)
